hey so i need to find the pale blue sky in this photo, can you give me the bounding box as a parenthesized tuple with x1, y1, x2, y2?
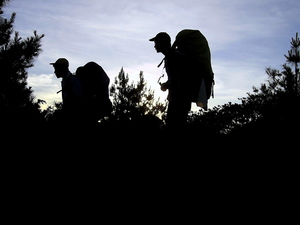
(2, 0, 299, 109)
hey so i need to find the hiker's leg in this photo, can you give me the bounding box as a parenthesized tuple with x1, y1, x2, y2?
(166, 101, 191, 133)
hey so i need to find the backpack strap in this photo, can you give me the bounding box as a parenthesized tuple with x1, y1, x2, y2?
(157, 57, 165, 68)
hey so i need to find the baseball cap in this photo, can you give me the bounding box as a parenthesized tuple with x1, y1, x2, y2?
(149, 32, 171, 43)
(50, 58, 69, 67)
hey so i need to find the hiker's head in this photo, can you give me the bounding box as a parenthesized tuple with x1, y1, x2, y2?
(149, 32, 171, 54)
(50, 58, 69, 78)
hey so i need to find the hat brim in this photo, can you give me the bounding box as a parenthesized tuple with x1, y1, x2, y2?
(149, 37, 156, 41)
(50, 58, 69, 67)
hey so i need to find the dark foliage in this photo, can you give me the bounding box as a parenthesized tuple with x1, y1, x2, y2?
(107, 68, 166, 139)
(188, 33, 299, 147)
(0, 1, 45, 139)
(1, 1, 298, 205)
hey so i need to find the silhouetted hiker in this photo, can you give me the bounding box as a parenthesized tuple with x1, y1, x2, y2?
(150, 32, 191, 132)
(76, 62, 112, 126)
(50, 58, 83, 125)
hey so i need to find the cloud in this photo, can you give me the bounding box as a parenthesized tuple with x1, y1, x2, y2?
(3, 0, 299, 109)
(27, 74, 61, 105)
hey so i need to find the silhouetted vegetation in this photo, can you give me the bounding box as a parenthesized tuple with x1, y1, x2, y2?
(1, 1, 298, 200)
(0, 0, 45, 140)
(108, 68, 166, 138)
(188, 32, 299, 146)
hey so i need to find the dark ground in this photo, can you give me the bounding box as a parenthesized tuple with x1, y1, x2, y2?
(4, 123, 296, 214)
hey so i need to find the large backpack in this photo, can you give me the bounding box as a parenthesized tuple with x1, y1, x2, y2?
(172, 29, 214, 107)
(76, 62, 112, 121)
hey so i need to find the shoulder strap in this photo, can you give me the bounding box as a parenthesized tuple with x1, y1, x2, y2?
(157, 57, 165, 68)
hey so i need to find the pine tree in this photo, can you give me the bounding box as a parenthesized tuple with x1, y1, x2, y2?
(188, 33, 300, 139)
(244, 33, 300, 102)
(284, 32, 300, 95)
(109, 68, 166, 134)
(110, 68, 166, 121)
(0, 0, 45, 134)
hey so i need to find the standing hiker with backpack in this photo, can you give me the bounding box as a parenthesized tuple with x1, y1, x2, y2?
(150, 30, 214, 133)
(150, 32, 191, 132)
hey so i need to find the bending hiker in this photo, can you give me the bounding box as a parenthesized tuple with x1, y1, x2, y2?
(50, 58, 83, 125)
(150, 32, 191, 132)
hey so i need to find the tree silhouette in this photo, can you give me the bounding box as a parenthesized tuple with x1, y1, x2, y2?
(110, 68, 166, 119)
(0, 0, 45, 135)
(188, 32, 300, 144)
(285, 32, 299, 95)
(109, 68, 166, 135)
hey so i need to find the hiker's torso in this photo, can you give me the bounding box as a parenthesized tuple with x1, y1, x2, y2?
(61, 72, 83, 111)
(165, 50, 190, 102)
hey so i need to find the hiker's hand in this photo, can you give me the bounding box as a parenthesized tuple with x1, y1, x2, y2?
(160, 82, 168, 92)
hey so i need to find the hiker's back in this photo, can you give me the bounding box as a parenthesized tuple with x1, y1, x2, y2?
(175, 30, 211, 67)
(82, 62, 110, 101)
(76, 62, 112, 123)
(173, 29, 214, 103)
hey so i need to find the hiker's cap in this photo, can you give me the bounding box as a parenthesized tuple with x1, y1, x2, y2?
(50, 58, 69, 67)
(149, 32, 171, 43)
